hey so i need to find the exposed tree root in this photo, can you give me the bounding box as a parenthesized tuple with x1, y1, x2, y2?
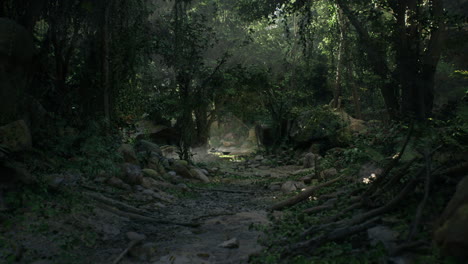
(96, 203, 200, 227)
(285, 217, 380, 258)
(84, 191, 150, 215)
(300, 177, 418, 240)
(192, 187, 256, 194)
(270, 175, 345, 211)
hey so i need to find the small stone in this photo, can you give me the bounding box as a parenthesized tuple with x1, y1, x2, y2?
(219, 238, 239, 249)
(281, 181, 298, 192)
(126, 231, 146, 242)
(168, 171, 177, 177)
(254, 155, 264, 161)
(142, 189, 155, 196)
(142, 169, 161, 180)
(320, 168, 338, 179)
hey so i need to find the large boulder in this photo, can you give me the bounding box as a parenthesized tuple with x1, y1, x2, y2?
(434, 176, 468, 261)
(0, 18, 34, 124)
(0, 120, 32, 152)
(134, 121, 180, 146)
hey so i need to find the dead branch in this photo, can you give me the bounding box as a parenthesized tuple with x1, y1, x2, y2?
(270, 175, 345, 211)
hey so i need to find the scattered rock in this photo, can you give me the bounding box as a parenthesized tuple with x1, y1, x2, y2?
(254, 155, 264, 161)
(107, 177, 131, 190)
(189, 168, 210, 183)
(141, 177, 159, 189)
(147, 156, 166, 175)
(45, 171, 81, 190)
(320, 168, 338, 179)
(281, 181, 299, 192)
(303, 152, 315, 169)
(280, 181, 306, 192)
(173, 159, 189, 167)
(168, 171, 177, 177)
(118, 144, 139, 164)
(172, 163, 193, 179)
(126, 231, 146, 242)
(219, 238, 239, 249)
(0, 120, 32, 152)
(121, 163, 143, 185)
(142, 168, 161, 180)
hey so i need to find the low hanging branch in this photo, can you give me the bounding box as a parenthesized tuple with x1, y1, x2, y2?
(270, 175, 345, 211)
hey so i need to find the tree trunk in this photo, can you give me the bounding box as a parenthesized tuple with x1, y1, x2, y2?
(332, 7, 346, 109)
(102, 1, 111, 122)
(336, 0, 400, 119)
(348, 63, 362, 119)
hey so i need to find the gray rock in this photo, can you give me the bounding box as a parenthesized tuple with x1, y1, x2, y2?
(219, 238, 239, 249)
(121, 163, 143, 185)
(126, 231, 146, 242)
(135, 140, 163, 156)
(303, 152, 315, 169)
(254, 155, 264, 161)
(172, 163, 193, 179)
(189, 168, 210, 183)
(107, 177, 131, 190)
(320, 168, 338, 179)
(45, 171, 80, 190)
(281, 181, 298, 192)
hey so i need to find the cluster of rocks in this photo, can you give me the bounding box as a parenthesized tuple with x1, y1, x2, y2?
(93, 140, 211, 201)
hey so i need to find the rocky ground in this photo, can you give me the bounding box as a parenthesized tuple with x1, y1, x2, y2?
(1, 153, 305, 264)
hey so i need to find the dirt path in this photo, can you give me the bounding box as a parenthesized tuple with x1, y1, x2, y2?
(1, 157, 297, 264)
(89, 162, 289, 264)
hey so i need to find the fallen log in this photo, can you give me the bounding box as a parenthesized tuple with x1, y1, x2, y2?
(270, 175, 345, 211)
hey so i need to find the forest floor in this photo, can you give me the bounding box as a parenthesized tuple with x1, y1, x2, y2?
(1, 155, 300, 264)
